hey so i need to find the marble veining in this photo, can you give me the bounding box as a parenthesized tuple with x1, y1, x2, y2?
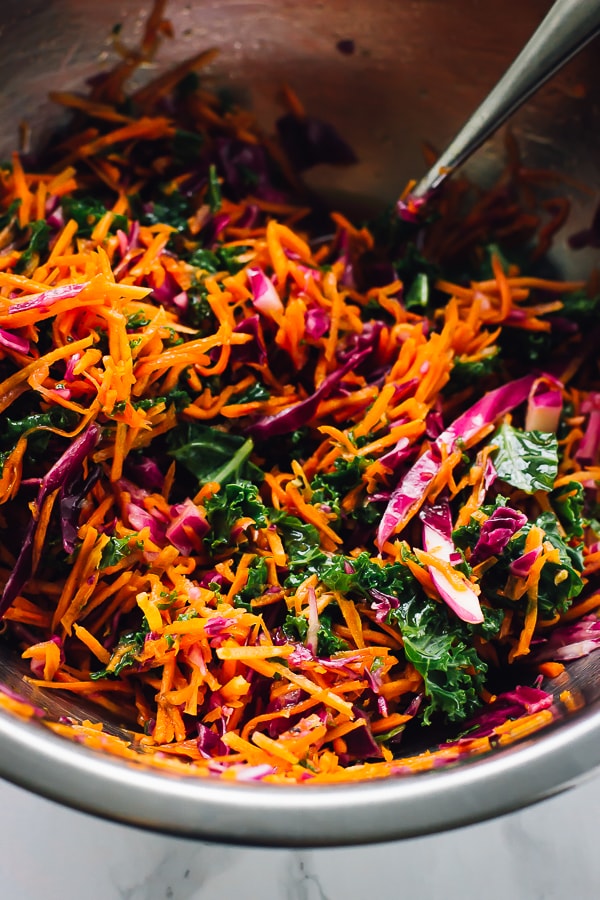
(283, 855, 332, 900)
(1, 770, 600, 899)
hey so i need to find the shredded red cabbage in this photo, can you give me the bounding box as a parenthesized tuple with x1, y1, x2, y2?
(248, 345, 372, 440)
(470, 506, 528, 566)
(377, 374, 536, 548)
(0, 423, 101, 616)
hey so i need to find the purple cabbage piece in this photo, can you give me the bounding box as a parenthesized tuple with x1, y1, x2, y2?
(197, 723, 228, 759)
(425, 407, 445, 440)
(214, 137, 287, 203)
(247, 266, 283, 316)
(576, 394, 600, 465)
(236, 203, 260, 230)
(525, 378, 563, 434)
(287, 643, 358, 679)
(207, 212, 231, 244)
(198, 570, 228, 590)
(483, 455, 497, 491)
(365, 666, 388, 717)
(26, 635, 64, 678)
(8, 282, 88, 316)
(151, 270, 183, 307)
(127, 219, 140, 249)
(420, 498, 484, 624)
(126, 502, 168, 545)
(247, 345, 372, 441)
(125, 456, 165, 492)
(509, 546, 542, 578)
(203, 616, 230, 639)
(231, 316, 267, 365)
(338, 708, 383, 762)
(534, 615, 600, 662)
(116, 228, 129, 258)
(420, 498, 453, 542)
(267, 688, 304, 714)
(60, 464, 102, 554)
(448, 685, 554, 743)
(576, 409, 600, 465)
(469, 506, 528, 566)
(396, 194, 427, 223)
(117, 476, 150, 505)
(63, 351, 82, 383)
(404, 694, 423, 718)
(46, 200, 65, 231)
(304, 306, 329, 340)
(276, 113, 357, 172)
(338, 320, 383, 362)
(376, 434, 414, 480)
(389, 377, 420, 406)
(0, 422, 101, 617)
(0, 328, 30, 353)
(377, 374, 536, 548)
(265, 688, 307, 739)
(370, 587, 399, 625)
(165, 499, 210, 556)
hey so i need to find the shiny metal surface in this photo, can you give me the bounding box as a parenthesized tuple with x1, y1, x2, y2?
(2, 652, 600, 847)
(0, 0, 599, 846)
(412, 0, 600, 198)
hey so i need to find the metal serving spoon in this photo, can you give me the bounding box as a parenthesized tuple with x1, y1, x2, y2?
(409, 0, 600, 204)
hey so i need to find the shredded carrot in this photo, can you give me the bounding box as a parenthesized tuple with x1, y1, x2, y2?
(538, 661, 565, 679)
(0, 0, 595, 786)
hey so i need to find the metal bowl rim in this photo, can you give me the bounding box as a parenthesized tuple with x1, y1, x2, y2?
(1, 697, 600, 846)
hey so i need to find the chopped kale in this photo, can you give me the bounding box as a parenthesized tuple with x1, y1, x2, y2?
(204, 481, 268, 551)
(15, 220, 50, 273)
(63, 196, 128, 238)
(90, 620, 150, 678)
(166, 423, 263, 485)
(491, 424, 558, 494)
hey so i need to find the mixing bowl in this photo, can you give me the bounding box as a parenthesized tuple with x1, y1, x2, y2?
(0, 0, 598, 847)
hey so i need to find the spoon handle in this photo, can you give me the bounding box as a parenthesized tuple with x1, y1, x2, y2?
(410, 0, 600, 199)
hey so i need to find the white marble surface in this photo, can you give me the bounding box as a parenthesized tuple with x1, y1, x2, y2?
(2, 770, 600, 900)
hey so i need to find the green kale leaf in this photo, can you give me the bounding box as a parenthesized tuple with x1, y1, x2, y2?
(491, 424, 558, 493)
(446, 350, 499, 395)
(559, 289, 600, 321)
(207, 164, 222, 212)
(550, 480, 585, 539)
(272, 512, 326, 588)
(166, 423, 263, 485)
(141, 188, 190, 232)
(301, 549, 484, 723)
(234, 556, 268, 610)
(204, 481, 268, 551)
(404, 272, 430, 311)
(282, 609, 348, 657)
(90, 620, 150, 679)
(189, 244, 252, 275)
(2, 406, 78, 448)
(388, 596, 486, 725)
(63, 196, 128, 238)
(100, 534, 140, 569)
(310, 456, 370, 524)
(16, 220, 50, 273)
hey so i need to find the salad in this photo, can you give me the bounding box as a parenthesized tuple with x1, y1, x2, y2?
(0, 2, 598, 784)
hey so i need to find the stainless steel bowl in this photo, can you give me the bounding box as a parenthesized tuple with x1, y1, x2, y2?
(0, 0, 599, 847)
